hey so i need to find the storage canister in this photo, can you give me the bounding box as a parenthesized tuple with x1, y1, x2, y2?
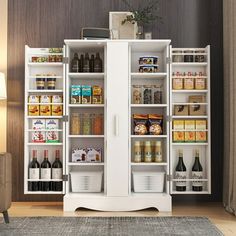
(195, 50, 205, 62)
(184, 50, 194, 62)
(132, 85, 142, 104)
(172, 50, 183, 62)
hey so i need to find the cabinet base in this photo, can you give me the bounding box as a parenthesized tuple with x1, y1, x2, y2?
(64, 193, 172, 212)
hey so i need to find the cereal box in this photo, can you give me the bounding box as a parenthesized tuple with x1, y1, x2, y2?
(185, 120, 195, 130)
(32, 131, 46, 143)
(46, 131, 59, 143)
(184, 131, 195, 142)
(196, 120, 207, 130)
(52, 95, 63, 103)
(196, 131, 207, 142)
(40, 95, 51, 103)
(173, 131, 184, 142)
(51, 105, 63, 116)
(92, 86, 102, 104)
(32, 119, 45, 130)
(46, 119, 59, 130)
(28, 105, 39, 116)
(86, 148, 102, 162)
(81, 85, 92, 104)
(174, 105, 188, 116)
(28, 95, 40, 103)
(71, 85, 81, 104)
(173, 120, 184, 130)
(40, 105, 51, 116)
(72, 148, 87, 162)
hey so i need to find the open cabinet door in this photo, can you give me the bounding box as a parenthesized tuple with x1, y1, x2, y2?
(106, 42, 129, 196)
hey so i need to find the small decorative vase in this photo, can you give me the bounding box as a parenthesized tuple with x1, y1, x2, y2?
(136, 25, 144, 39)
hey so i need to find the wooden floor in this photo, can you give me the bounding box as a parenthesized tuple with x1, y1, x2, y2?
(1, 202, 236, 235)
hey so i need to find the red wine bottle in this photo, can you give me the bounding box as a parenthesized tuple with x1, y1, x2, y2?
(175, 149, 187, 191)
(41, 150, 51, 191)
(192, 149, 203, 191)
(52, 150, 63, 191)
(28, 150, 40, 191)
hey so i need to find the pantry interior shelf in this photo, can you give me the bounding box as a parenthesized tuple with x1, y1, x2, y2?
(171, 191, 210, 195)
(68, 73, 104, 79)
(27, 129, 63, 132)
(29, 52, 63, 56)
(28, 76, 63, 79)
(27, 116, 63, 119)
(68, 135, 104, 138)
(131, 135, 167, 138)
(172, 103, 207, 105)
(172, 90, 208, 93)
(27, 103, 63, 105)
(172, 129, 208, 132)
(130, 104, 167, 108)
(172, 116, 208, 119)
(68, 104, 104, 108)
(172, 179, 208, 181)
(28, 90, 63, 93)
(131, 72, 167, 79)
(68, 162, 104, 166)
(172, 143, 208, 146)
(131, 162, 168, 166)
(25, 191, 63, 195)
(172, 62, 207, 66)
(28, 62, 63, 66)
(26, 143, 63, 146)
(27, 179, 62, 181)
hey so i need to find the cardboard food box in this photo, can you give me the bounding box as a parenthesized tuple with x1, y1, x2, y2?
(46, 131, 59, 143)
(189, 95, 206, 115)
(28, 105, 40, 116)
(32, 119, 45, 130)
(86, 148, 102, 162)
(52, 95, 63, 103)
(173, 131, 184, 142)
(40, 95, 51, 103)
(71, 85, 81, 104)
(82, 85, 92, 104)
(72, 148, 87, 162)
(51, 105, 63, 116)
(174, 105, 188, 116)
(196, 120, 207, 130)
(32, 131, 46, 143)
(28, 95, 40, 103)
(173, 120, 184, 130)
(185, 131, 196, 142)
(40, 105, 51, 116)
(184, 120, 195, 130)
(173, 78, 183, 90)
(46, 119, 59, 130)
(196, 131, 207, 142)
(92, 86, 103, 104)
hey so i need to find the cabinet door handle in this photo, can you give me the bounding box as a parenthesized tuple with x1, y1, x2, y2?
(114, 115, 119, 136)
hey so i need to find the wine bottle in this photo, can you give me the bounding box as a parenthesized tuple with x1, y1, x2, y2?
(175, 149, 187, 191)
(51, 150, 63, 191)
(80, 54, 84, 72)
(28, 150, 40, 191)
(71, 53, 80, 72)
(41, 150, 51, 191)
(94, 53, 102, 72)
(192, 149, 203, 191)
(89, 54, 95, 72)
(83, 53, 90, 72)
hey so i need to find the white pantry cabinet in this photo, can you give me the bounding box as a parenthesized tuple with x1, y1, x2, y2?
(24, 40, 211, 212)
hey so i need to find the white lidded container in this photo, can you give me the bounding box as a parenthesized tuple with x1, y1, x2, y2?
(70, 171, 103, 193)
(132, 171, 165, 193)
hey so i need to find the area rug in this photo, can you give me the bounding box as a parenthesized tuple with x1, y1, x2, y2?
(0, 217, 223, 236)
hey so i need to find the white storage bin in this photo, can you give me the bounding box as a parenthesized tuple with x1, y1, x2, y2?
(70, 171, 103, 193)
(132, 171, 165, 193)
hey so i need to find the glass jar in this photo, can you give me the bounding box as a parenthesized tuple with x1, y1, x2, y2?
(143, 85, 152, 104)
(172, 50, 183, 62)
(132, 85, 142, 104)
(195, 50, 205, 62)
(82, 113, 91, 135)
(47, 74, 56, 90)
(71, 113, 81, 135)
(133, 141, 142, 162)
(93, 114, 103, 135)
(144, 141, 152, 162)
(184, 50, 194, 62)
(153, 85, 162, 104)
(154, 141, 162, 162)
(36, 76, 45, 90)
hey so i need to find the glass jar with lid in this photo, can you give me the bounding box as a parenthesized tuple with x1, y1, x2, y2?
(132, 85, 142, 104)
(172, 50, 183, 62)
(184, 50, 194, 62)
(153, 85, 162, 104)
(82, 113, 91, 135)
(143, 85, 152, 104)
(195, 50, 205, 62)
(71, 113, 81, 135)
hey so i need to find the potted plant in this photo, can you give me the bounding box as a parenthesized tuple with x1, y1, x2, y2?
(121, 0, 162, 39)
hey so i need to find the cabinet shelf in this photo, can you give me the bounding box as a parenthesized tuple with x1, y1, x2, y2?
(172, 90, 208, 93)
(131, 135, 167, 138)
(27, 129, 63, 132)
(171, 191, 210, 195)
(28, 90, 63, 93)
(27, 103, 63, 105)
(28, 76, 63, 79)
(27, 116, 63, 119)
(27, 179, 62, 181)
(172, 103, 207, 105)
(172, 62, 207, 66)
(172, 116, 208, 119)
(69, 104, 104, 108)
(131, 162, 167, 166)
(172, 142, 208, 146)
(68, 135, 104, 138)
(26, 143, 63, 146)
(131, 72, 167, 79)
(28, 62, 63, 66)
(68, 73, 104, 79)
(68, 162, 104, 166)
(131, 104, 167, 108)
(172, 179, 208, 182)
(25, 191, 63, 195)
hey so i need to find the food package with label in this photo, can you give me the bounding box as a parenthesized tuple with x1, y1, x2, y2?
(51, 105, 63, 116)
(72, 148, 87, 162)
(196, 119, 207, 142)
(195, 77, 206, 90)
(173, 120, 184, 130)
(184, 131, 195, 142)
(40, 95, 51, 103)
(184, 77, 194, 90)
(46, 119, 59, 129)
(46, 131, 59, 143)
(139, 65, 158, 73)
(28, 95, 40, 103)
(86, 148, 102, 162)
(32, 131, 46, 143)
(92, 86, 103, 104)
(28, 105, 40, 116)
(82, 85, 92, 104)
(174, 105, 188, 116)
(173, 131, 185, 142)
(133, 114, 148, 135)
(32, 119, 45, 130)
(52, 95, 63, 103)
(189, 95, 206, 115)
(173, 78, 183, 90)
(148, 114, 163, 135)
(139, 56, 158, 65)
(40, 105, 51, 116)
(71, 85, 81, 104)
(184, 120, 195, 142)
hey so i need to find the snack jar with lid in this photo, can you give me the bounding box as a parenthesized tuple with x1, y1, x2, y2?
(82, 113, 92, 135)
(132, 85, 142, 104)
(184, 50, 194, 62)
(93, 114, 103, 135)
(36, 74, 46, 90)
(195, 50, 205, 62)
(143, 85, 153, 104)
(172, 50, 183, 62)
(71, 113, 81, 135)
(153, 85, 162, 104)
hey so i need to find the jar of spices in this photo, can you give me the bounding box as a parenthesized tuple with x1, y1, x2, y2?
(172, 50, 183, 62)
(153, 85, 162, 104)
(195, 73, 206, 90)
(143, 85, 152, 104)
(132, 85, 142, 104)
(71, 113, 81, 135)
(82, 113, 91, 135)
(134, 141, 142, 162)
(195, 50, 205, 62)
(36, 75, 45, 90)
(93, 114, 103, 135)
(184, 72, 195, 90)
(173, 77, 183, 90)
(144, 141, 152, 162)
(184, 50, 194, 62)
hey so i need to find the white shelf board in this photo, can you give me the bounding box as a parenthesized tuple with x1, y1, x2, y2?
(172, 62, 207, 66)
(172, 90, 208, 93)
(131, 192, 169, 197)
(172, 103, 207, 105)
(131, 162, 167, 166)
(172, 116, 208, 119)
(25, 191, 63, 194)
(69, 104, 104, 108)
(28, 62, 63, 66)
(27, 129, 63, 132)
(29, 76, 63, 79)
(131, 104, 167, 108)
(27, 116, 63, 119)
(68, 135, 104, 138)
(68, 162, 104, 166)
(27, 179, 62, 181)
(172, 179, 208, 182)
(27, 143, 63, 146)
(66, 192, 105, 197)
(27, 103, 63, 105)
(172, 129, 208, 132)
(172, 143, 208, 146)
(171, 191, 210, 195)
(29, 52, 63, 55)
(28, 90, 63, 93)
(131, 72, 167, 79)
(68, 73, 104, 79)
(131, 135, 167, 138)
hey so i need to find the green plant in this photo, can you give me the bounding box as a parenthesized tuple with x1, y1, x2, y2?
(121, 0, 162, 25)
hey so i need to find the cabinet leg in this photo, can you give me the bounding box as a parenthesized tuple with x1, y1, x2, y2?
(3, 211, 9, 223)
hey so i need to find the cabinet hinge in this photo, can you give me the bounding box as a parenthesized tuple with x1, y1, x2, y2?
(166, 174, 172, 181)
(62, 174, 69, 181)
(63, 57, 69, 64)
(166, 57, 171, 64)
(62, 115, 69, 122)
